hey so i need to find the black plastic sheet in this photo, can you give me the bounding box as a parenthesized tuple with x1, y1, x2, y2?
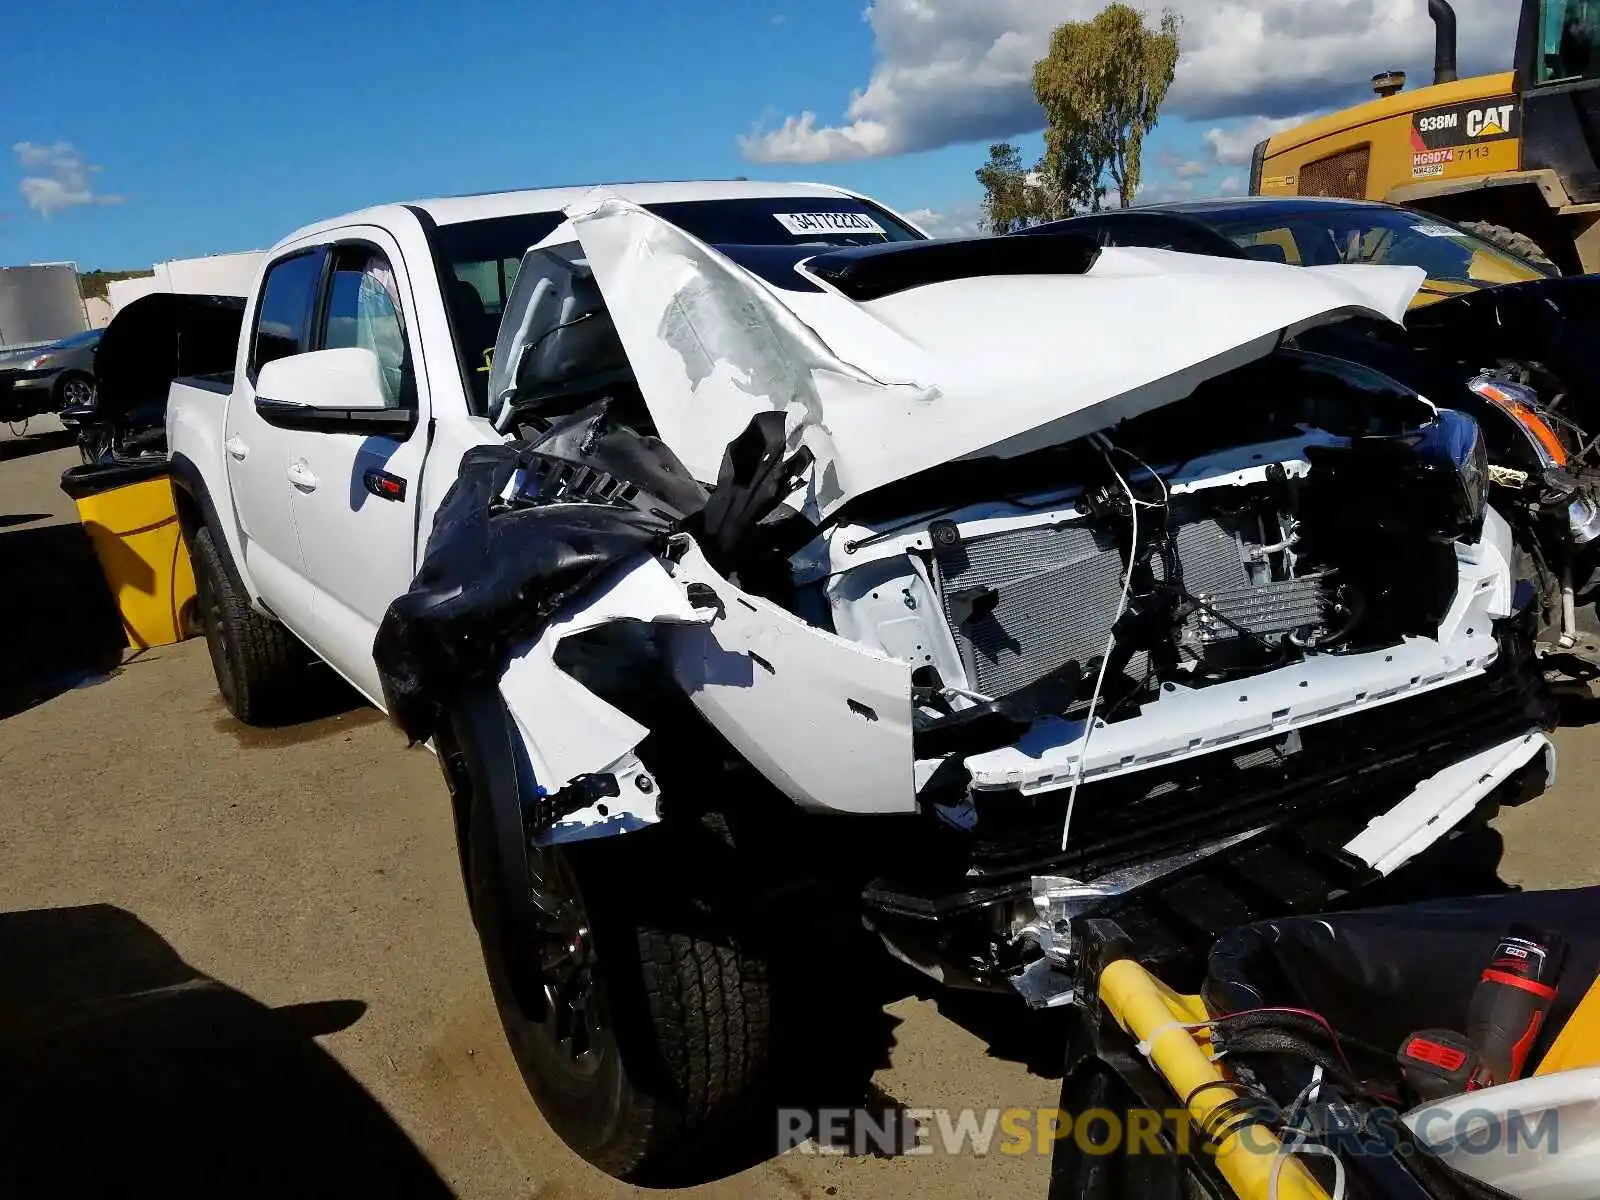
(1204, 887, 1600, 1066)
(373, 403, 705, 743)
(372, 400, 817, 745)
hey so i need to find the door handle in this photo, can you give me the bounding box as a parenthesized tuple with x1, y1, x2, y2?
(287, 460, 319, 492)
(225, 436, 249, 462)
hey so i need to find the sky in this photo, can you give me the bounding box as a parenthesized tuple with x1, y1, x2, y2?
(2, 0, 1520, 269)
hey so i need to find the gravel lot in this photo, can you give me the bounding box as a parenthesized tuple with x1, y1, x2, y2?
(3, 418, 1597, 1198)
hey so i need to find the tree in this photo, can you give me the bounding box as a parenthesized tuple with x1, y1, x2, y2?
(975, 142, 1077, 235)
(1033, 4, 1181, 210)
(975, 143, 1034, 234)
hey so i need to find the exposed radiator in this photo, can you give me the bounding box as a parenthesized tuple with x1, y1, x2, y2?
(935, 507, 1326, 699)
(936, 521, 1130, 700)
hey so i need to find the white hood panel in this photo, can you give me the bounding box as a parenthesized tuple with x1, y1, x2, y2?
(566, 195, 1424, 518)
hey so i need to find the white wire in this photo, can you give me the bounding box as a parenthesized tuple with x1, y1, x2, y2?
(1271, 1066, 1347, 1200)
(1061, 436, 1143, 853)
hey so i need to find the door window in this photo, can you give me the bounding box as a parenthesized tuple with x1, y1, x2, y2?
(1540, 0, 1600, 83)
(249, 250, 324, 378)
(322, 247, 411, 408)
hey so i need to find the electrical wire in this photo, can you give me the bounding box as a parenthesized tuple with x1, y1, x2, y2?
(1060, 435, 1166, 853)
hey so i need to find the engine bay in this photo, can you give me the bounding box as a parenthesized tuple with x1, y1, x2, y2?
(797, 350, 1492, 763)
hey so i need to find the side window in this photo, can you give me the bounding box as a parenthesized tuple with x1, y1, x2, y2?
(250, 250, 324, 378)
(322, 246, 411, 408)
(1542, 0, 1600, 83)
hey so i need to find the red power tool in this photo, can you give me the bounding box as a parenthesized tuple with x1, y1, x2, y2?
(1466, 922, 1568, 1086)
(1397, 922, 1568, 1103)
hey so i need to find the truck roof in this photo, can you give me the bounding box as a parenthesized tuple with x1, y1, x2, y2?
(274, 179, 866, 248)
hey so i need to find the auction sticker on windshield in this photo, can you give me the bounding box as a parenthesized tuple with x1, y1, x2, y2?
(774, 212, 885, 236)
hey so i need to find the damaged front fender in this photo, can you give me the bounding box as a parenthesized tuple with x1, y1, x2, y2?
(497, 554, 712, 843)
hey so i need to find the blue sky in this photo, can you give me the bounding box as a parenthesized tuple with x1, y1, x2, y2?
(2, 0, 1516, 269)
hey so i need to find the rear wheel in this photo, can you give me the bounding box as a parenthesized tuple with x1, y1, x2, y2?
(1460, 221, 1561, 275)
(190, 525, 310, 725)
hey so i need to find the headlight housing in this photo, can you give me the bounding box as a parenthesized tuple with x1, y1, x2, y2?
(1416, 407, 1490, 540)
(1469, 374, 1568, 469)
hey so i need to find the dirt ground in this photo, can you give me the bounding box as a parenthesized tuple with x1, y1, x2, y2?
(3, 418, 1598, 1199)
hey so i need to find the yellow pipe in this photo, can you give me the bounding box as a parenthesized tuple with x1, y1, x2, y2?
(1099, 959, 1330, 1200)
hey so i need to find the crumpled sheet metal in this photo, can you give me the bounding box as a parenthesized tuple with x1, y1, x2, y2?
(566, 193, 1425, 522)
(372, 399, 808, 747)
(372, 404, 706, 744)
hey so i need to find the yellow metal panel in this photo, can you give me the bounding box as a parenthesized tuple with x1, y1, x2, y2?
(1536, 972, 1600, 1076)
(72, 476, 198, 650)
(1260, 73, 1524, 203)
(1265, 74, 1517, 158)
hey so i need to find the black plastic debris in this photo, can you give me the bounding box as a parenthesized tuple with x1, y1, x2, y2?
(373, 400, 818, 745)
(373, 402, 705, 744)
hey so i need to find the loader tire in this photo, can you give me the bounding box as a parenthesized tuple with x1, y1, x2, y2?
(1460, 221, 1561, 275)
(468, 799, 774, 1184)
(191, 525, 309, 725)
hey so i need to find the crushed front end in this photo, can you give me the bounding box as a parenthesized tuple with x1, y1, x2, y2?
(382, 202, 1556, 1016)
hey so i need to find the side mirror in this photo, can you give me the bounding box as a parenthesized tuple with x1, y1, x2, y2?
(254, 347, 415, 437)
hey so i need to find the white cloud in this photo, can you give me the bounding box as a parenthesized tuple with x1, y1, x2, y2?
(740, 0, 1516, 164)
(905, 202, 991, 238)
(1172, 159, 1209, 179)
(1203, 114, 1315, 165)
(13, 141, 123, 216)
(1138, 177, 1198, 205)
(1217, 173, 1245, 195)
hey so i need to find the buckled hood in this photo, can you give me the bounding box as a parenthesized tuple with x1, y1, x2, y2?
(564, 194, 1425, 519)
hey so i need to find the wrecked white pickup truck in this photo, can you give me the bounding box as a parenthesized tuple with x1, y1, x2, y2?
(164, 181, 1555, 1181)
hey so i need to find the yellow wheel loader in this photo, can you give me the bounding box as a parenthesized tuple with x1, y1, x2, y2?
(1251, 0, 1600, 275)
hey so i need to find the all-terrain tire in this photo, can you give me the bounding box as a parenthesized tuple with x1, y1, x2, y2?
(1460, 221, 1561, 275)
(190, 525, 309, 725)
(468, 804, 774, 1183)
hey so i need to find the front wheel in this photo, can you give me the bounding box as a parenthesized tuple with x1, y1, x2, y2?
(53, 371, 96, 412)
(468, 801, 774, 1182)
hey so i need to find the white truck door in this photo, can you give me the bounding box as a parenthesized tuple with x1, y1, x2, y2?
(224, 247, 327, 639)
(286, 235, 432, 702)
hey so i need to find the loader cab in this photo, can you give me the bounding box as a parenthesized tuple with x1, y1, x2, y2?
(1519, 0, 1600, 203)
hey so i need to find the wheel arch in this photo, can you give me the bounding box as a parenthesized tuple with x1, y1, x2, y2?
(168, 451, 256, 603)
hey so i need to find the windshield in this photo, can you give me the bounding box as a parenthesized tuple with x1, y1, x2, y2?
(1206, 206, 1552, 299)
(432, 195, 924, 412)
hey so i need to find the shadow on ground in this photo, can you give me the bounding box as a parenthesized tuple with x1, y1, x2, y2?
(0, 428, 77, 463)
(0, 520, 126, 719)
(0, 904, 452, 1198)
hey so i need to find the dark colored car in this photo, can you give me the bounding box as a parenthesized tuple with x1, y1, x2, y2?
(1016, 195, 1557, 303)
(1017, 197, 1600, 666)
(0, 327, 102, 423)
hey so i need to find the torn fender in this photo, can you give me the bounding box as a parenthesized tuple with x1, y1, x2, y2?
(567, 194, 1424, 519)
(665, 539, 917, 815)
(373, 403, 705, 744)
(497, 553, 713, 842)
